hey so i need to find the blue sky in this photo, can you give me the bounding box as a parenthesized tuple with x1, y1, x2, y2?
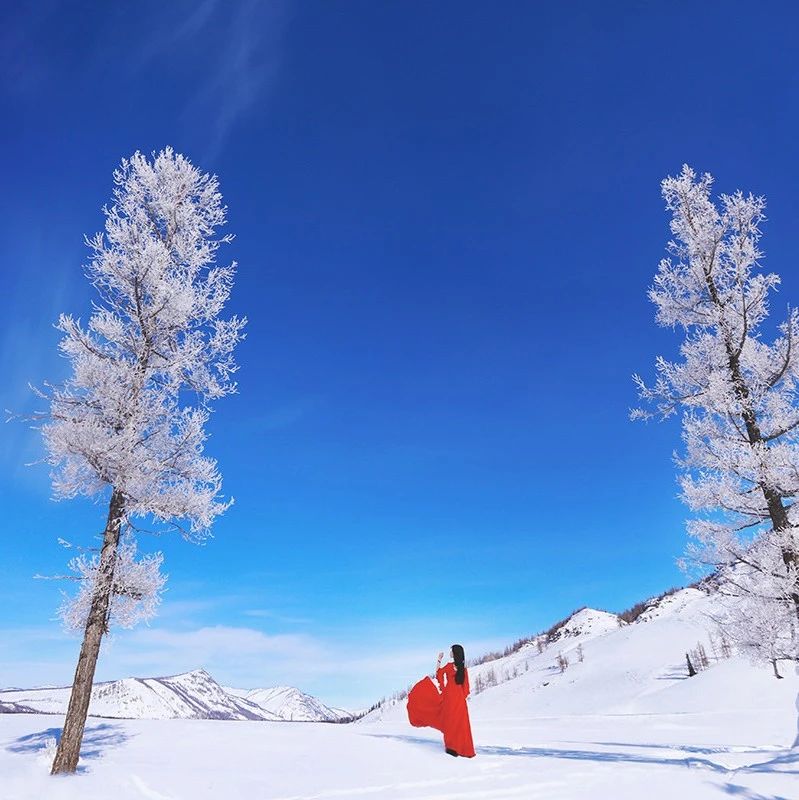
(2, 1, 799, 708)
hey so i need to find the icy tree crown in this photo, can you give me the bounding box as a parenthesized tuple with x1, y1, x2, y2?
(633, 166, 799, 661)
(41, 147, 246, 538)
(634, 166, 799, 533)
(649, 166, 774, 336)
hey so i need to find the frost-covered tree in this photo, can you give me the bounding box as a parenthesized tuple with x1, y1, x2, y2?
(633, 166, 799, 671)
(33, 148, 245, 775)
(56, 536, 167, 633)
(714, 588, 796, 678)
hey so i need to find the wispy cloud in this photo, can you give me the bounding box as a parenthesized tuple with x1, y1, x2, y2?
(0, 233, 80, 492)
(115, 624, 322, 671)
(0, 620, 510, 708)
(243, 608, 311, 624)
(1, 1, 293, 157)
(129, 0, 293, 158)
(249, 396, 320, 432)
(185, 0, 292, 158)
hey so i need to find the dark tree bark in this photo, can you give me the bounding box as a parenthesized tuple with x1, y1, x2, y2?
(702, 265, 799, 624)
(51, 489, 125, 775)
(686, 653, 697, 677)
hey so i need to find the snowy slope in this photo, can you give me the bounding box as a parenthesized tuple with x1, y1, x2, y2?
(547, 607, 621, 641)
(0, 669, 279, 721)
(0, 701, 35, 714)
(225, 685, 346, 722)
(363, 587, 799, 723)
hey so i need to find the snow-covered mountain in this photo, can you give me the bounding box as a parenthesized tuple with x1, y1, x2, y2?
(362, 587, 799, 723)
(0, 669, 281, 721)
(225, 685, 346, 722)
(545, 606, 620, 642)
(0, 668, 352, 723)
(0, 701, 34, 714)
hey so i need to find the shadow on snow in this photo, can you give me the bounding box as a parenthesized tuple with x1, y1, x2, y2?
(366, 733, 798, 775)
(365, 733, 444, 752)
(575, 742, 799, 775)
(6, 722, 132, 768)
(719, 784, 791, 800)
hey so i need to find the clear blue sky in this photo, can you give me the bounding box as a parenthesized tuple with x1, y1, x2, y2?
(2, 1, 799, 708)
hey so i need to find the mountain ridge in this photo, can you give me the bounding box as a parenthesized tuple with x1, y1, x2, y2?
(0, 668, 349, 723)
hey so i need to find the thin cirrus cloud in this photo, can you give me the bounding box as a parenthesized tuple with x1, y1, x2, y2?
(119, 625, 323, 667)
(131, 0, 294, 158)
(0, 1, 293, 158)
(243, 608, 312, 624)
(0, 620, 510, 707)
(0, 239, 81, 488)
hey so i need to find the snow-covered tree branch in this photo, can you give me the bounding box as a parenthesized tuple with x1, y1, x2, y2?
(58, 535, 167, 632)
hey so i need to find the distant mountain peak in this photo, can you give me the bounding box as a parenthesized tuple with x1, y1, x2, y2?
(228, 684, 346, 722)
(548, 607, 620, 642)
(0, 668, 350, 723)
(634, 587, 707, 624)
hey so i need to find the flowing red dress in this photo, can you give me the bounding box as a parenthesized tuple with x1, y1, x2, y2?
(406, 662, 475, 758)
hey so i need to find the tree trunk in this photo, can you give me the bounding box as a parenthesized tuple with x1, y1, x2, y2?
(51, 489, 125, 775)
(771, 659, 783, 679)
(724, 346, 799, 623)
(700, 265, 799, 623)
(686, 653, 696, 677)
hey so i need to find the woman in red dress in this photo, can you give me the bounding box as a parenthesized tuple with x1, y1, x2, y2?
(406, 643, 475, 758)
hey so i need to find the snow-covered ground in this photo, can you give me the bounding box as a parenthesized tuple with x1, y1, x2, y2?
(1, 702, 797, 800)
(2, 587, 798, 798)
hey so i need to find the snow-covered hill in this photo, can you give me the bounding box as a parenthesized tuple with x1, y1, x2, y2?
(225, 685, 346, 722)
(0, 701, 34, 714)
(362, 587, 799, 723)
(0, 668, 352, 723)
(545, 606, 621, 642)
(0, 669, 281, 721)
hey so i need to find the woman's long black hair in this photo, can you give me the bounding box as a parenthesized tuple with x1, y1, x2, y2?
(451, 644, 466, 685)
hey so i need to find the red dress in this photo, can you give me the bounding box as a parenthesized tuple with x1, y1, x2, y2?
(406, 662, 475, 758)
